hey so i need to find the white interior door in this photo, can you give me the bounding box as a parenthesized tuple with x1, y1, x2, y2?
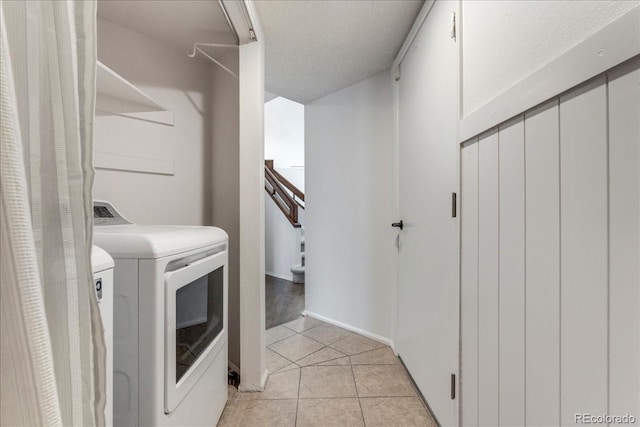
(395, 1, 460, 426)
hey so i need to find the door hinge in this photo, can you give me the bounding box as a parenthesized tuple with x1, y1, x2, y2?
(452, 193, 457, 218)
(451, 12, 456, 41)
(451, 373, 456, 399)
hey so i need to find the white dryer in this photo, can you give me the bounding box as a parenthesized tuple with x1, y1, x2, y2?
(93, 201, 228, 427)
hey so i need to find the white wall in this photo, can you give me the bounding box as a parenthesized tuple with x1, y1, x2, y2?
(462, 0, 638, 115)
(210, 49, 241, 369)
(264, 96, 305, 280)
(276, 167, 305, 194)
(264, 97, 304, 167)
(94, 18, 246, 371)
(305, 70, 395, 341)
(93, 18, 213, 225)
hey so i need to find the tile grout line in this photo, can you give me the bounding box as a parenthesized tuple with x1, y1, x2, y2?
(327, 342, 388, 357)
(294, 356, 302, 427)
(298, 331, 342, 347)
(275, 335, 394, 368)
(269, 328, 332, 353)
(267, 347, 298, 366)
(301, 354, 348, 367)
(274, 318, 390, 357)
(280, 317, 326, 335)
(350, 360, 367, 426)
(239, 393, 420, 401)
(302, 333, 354, 348)
(261, 319, 415, 425)
(268, 333, 325, 363)
(267, 332, 394, 374)
(291, 336, 338, 364)
(266, 330, 299, 347)
(273, 328, 391, 365)
(270, 362, 299, 375)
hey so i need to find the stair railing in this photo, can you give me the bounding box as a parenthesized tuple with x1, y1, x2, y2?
(264, 160, 304, 228)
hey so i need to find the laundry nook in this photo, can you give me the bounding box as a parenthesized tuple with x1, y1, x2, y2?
(94, 201, 228, 426)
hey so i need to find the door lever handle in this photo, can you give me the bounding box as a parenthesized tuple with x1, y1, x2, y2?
(391, 220, 404, 230)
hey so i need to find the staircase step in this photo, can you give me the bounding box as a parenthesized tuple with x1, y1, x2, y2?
(291, 264, 305, 284)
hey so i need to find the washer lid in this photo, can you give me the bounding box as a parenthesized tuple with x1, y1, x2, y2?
(92, 245, 114, 273)
(94, 225, 228, 259)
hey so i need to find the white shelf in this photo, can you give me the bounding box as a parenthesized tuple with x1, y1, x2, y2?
(94, 152, 175, 176)
(96, 61, 174, 126)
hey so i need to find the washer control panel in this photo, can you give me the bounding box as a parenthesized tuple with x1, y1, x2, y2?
(93, 201, 131, 226)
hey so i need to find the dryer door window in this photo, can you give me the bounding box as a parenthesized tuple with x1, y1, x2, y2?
(175, 266, 224, 382)
(165, 248, 227, 413)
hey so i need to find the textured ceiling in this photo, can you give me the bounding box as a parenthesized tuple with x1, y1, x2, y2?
(255, 0, 424, 104)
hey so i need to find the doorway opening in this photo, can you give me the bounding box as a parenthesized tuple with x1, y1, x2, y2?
(263, 94, 306, 329)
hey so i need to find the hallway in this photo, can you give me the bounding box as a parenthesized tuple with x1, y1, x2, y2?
(219, 316, 436, 426)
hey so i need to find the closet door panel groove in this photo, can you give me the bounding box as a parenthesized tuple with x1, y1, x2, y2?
(498, 117, 525, 427)
(461, 140, 479, 427)
(478, 130, 500, 426)
(524, 100, 561, 427)
(559, 77, 609, 425)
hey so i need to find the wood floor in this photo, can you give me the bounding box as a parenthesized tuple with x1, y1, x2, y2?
(265, 275, 304, 329)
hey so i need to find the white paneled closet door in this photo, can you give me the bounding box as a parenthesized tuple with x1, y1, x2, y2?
(608, 59, 640, 423)
(395, 1, 459, 425)
(460, 58, 640, 426)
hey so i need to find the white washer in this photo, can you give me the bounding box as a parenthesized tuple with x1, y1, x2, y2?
(93, 201, 228, 427)
(92, 246, 114, 427)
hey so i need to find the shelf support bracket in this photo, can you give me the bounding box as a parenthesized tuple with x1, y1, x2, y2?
(187, 43, 239, 80)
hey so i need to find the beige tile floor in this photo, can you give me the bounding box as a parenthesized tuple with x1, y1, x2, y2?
(218, 316, 437, 427)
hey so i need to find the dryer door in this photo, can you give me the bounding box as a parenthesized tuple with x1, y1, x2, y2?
(164, 249, 228, 413)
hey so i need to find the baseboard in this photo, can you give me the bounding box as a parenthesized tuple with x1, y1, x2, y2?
(302, 310, 394, 348)
(266, 271, 294, 282)
(238, 368, 268, 393)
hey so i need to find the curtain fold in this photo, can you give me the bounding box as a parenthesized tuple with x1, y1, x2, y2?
(0, 1, 103, 426)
